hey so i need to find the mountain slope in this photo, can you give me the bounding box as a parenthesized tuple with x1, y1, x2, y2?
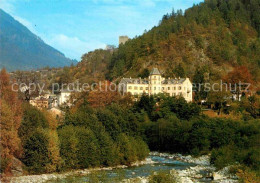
(0, 9, 76, 71)
(106, 0, 260, 81)
(53, 0, 260, 89)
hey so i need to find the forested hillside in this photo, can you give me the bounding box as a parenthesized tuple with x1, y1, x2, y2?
(62, 0, 260, 88)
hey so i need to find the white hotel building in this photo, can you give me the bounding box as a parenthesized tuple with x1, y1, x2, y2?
(119, 68, 192, 102)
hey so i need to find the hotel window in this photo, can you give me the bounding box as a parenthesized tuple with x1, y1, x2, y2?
(146, 87, 148, 90)
(173, 87, 176, 90)
(140, 87, 143, 90)
(154, 76, 156, 79)
(179, 86, 182, 90)
(154, 87, 156, 90)
(128, 86, 132, 89)
(162, 87, 164, 90)
(168, 87, 170, 90)
(134, 86, 138, 90)
(173, 93, 176, 96)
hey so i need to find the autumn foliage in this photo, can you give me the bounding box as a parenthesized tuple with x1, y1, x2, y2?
(87, 81, 120, 108)
(223, 66, 253, 89)
(223, 66, 254, 100)
(0, 69, 22, 174)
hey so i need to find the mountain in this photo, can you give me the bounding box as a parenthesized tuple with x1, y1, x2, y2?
(0, 9, 76, 71)
(105, 0, 260, 81)
(63, 0, 259, 87)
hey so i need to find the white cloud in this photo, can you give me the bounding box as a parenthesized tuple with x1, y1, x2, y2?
(45, 34, 106, 60)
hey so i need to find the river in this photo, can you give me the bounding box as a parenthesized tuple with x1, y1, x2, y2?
(11, 153, 237, 183)
(48, 154, 213, 183)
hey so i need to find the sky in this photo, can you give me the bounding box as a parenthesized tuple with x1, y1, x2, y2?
(0, 0, 203, 61)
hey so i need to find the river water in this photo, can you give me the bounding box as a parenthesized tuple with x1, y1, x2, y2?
(49, 155, 207, 183)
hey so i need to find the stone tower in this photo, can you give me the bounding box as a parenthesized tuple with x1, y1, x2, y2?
(119, 36, 129, 45)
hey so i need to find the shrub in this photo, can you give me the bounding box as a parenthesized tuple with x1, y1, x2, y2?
(149, 172, 177, 183)
(76, 127, 100, 168)
(58, 126, 79, 170)
(23, 129, 50, 173)
(211, 145, 236, 170)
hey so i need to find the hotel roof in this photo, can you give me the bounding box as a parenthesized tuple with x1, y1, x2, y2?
(150, 68, 161, 75)
(120, 77, 186, 84)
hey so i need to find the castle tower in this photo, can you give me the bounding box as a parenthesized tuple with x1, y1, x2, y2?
(119, 36, 129, 45)
(149, 68, 162, 95)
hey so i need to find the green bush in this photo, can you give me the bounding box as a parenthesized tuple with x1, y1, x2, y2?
(211, 145, 236, 169)
(58, 125, 79, 170)
(76, 127, 100, 168)
(19, 104, 48, 141)
(23, 129, 50, 173)
(149, 172, 177, 183)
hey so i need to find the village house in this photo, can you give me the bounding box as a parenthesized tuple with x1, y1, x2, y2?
(29, 97, 49, 109)
(119, 68, 193, 102)
(57, 89, 72, 106)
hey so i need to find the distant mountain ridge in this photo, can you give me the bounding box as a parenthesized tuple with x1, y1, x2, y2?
(0, 9, 76, 71)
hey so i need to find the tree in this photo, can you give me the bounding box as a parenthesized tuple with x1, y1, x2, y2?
(0, 69, 22, 174)
(134, 95, 156, 119)
(96, 108, 121, 140)
(208, 84, 231, 115)
(58, 126, 79, 170)
(223, 66, 253, 100)
(23, 129, 50, 173)
(159, 95, 200, 120)
(45, 129, 62, 173)
(239, 95, 260, 118)
(174, 63, 185, 78)
(116, 133, 137, 165)
(193, 67, 208, 104)
(19, 103, 49, 142)
(19, 103, 61, 173)
(76, 127, 100, 168)
(138, 68, 150, 78)
(87, 81, 120, 108)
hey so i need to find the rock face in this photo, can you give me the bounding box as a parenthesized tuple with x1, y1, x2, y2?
(10, 157, 24, 176)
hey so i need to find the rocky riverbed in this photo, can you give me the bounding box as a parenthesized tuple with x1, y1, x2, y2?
(5, 158, 154, 183)
(4, 152, 238, 183)
(123, 152, 239, 183)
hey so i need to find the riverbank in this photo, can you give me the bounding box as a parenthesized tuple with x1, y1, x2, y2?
(122, 165, 238, 183)
(3, 152, 239, 183)
(4, 158, 154, 183)
(122, 152, 239, 183)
